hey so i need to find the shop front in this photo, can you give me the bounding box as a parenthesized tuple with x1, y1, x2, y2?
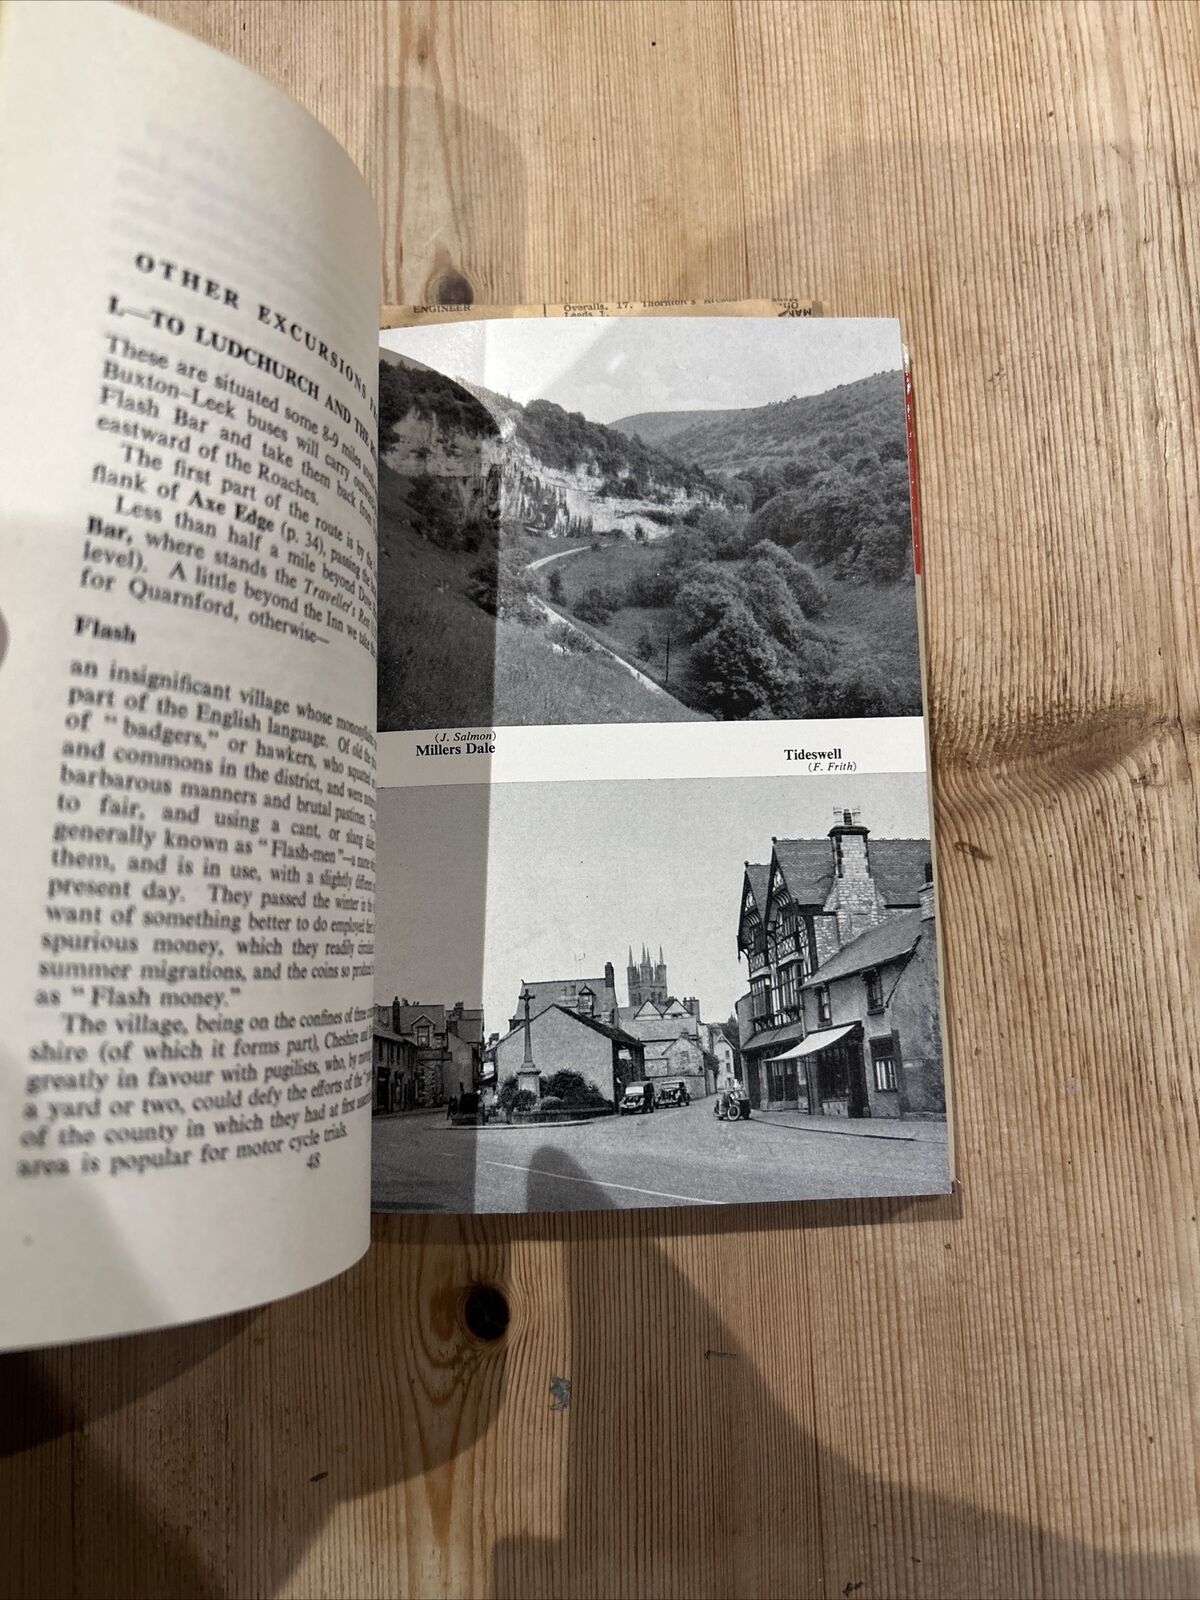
(765, 1022, 867, 1117)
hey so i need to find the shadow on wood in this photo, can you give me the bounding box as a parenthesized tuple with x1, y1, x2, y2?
(489, 1149, 1197, 1600)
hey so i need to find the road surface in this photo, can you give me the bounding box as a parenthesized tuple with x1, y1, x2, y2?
(372, 1099, 950, 1213)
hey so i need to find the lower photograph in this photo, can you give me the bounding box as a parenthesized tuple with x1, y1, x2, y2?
(372, 771, 952, 1214)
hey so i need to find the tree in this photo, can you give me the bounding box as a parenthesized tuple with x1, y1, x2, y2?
(685, 600, 781, 718)
(467, 557, 500, 615)
(742, 558, 806, 640)
(542, 1070, 607, 1107)
(547, 567, 565, 602)
(849, 515, 910, 584)
(468, 548, 539, 622)
(692, 504, 751, 560)
(635, 628, 656, 661)
(673, 563, 743, 642)
(749, 539, 828, 617)
(814, 657, 904, 717)
(512, 1088, 539, 1119)
(574, 584, 617, 625)
(406, 472, 464, 549)
(377, 355, 497, 454)
(748, 469, 860, 565)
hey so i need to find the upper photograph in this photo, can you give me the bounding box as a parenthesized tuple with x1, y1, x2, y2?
(376, 317, 920, 733)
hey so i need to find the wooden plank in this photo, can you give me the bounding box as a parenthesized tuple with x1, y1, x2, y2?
(3, 2, 1198, 1595)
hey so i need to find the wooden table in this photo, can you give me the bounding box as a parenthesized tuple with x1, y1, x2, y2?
(5, 3, 1198, 1595)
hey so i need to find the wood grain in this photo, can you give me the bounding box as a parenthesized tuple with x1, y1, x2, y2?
(5, 2, 1199, 1595)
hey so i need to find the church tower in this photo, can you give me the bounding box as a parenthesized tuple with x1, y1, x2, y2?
(627, 942, 668, 1008)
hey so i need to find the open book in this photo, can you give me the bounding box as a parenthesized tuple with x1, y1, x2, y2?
(0, 1, 951, 1350)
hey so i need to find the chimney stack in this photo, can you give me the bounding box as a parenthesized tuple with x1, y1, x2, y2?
(827, 810, 880, 941)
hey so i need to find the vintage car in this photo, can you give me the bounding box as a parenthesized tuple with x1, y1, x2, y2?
(657, 1081, 691, 1108)
(448, 1091, 482, 1126)
(618, 1082, 656, 1115)
(713, 1085, 751, 1121)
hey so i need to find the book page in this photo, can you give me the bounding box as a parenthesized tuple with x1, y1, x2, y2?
(0, 1, 380, 1347)
(369, 312, 951, 1215)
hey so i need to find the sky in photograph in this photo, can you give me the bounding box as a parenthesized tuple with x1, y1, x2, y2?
(375, 771, 932, 1039)
(379, 316, 902, 424)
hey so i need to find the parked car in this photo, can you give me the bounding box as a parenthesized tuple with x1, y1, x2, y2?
(618, 1082, 656, 1115)
(449, 1092, 482, 1125)
(713, 1085, 751, 1122)
(657, 1081, 691, 1108)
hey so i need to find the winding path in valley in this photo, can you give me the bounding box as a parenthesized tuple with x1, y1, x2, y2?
(525, 546, 593, 574)
(523, 543, 676, 698)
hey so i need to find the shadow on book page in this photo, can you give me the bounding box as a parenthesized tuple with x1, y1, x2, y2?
(375, 316, 920, 735)
(370, 771, 950, 1217)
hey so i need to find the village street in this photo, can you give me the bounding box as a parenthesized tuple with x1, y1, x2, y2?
(372, 1100, 949, 1213)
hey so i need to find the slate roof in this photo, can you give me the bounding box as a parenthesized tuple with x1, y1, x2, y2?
(517, 976, 614, 1019)
(771, 839, 837, 906)
(563, 1007, 641, 1047)
(390, 1003, 446, 1037)
(744, 863, 770, 913)
(495, 1004, 640, 1050)
(372, 1023, 414, 1044)
(865, 841, 932, 907)
(448, 1010, 484, 1044)
(644, 1040, 704, 1068)
(772, 836, 929, 908)
(615, 1004, 700, 1041)
(804, 909, 924, 985)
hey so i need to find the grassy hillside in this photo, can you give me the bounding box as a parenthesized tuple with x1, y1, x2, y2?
(620, 370, 907, 475)
(546, 533, 921, 719)
(512, 399, 719, 499)
(381, 354, 723, 505)
(609, 408, 748, 450)
(376, 357, 920, 727)
(614, 370, 912, 585)
(376, 465, 704, 730)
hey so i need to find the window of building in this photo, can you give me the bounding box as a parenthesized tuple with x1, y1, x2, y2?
(865, 968, 884, 1013)
(816, 986, 831, 1026)
(742, 915, 766, 968)
(871, 1037, 898, 1092)
(578, 988, 595, 1015)
(415, 1024, 430, 1048)
(818, 1044, 849, 1101)
(751, 976, 771, 1022)
(777, 963, 799, 1016)
(796, 916, 811, 980)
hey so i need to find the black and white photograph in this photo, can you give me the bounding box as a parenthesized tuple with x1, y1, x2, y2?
(375, 318, 921, 732)
(371, 771, 950, 1214)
